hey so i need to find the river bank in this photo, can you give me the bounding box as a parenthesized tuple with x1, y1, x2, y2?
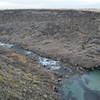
(0, 42, 61, 100)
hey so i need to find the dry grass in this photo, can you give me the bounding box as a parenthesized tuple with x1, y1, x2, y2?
(8, 52, 28, 64)
(0, 47, 60, 100)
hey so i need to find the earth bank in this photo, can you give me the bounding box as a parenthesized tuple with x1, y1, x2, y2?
(0, 46, 60, 100)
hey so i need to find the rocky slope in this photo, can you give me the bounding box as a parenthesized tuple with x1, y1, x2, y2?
(0, 46, 59, 100)
(0, 9, 100, 68)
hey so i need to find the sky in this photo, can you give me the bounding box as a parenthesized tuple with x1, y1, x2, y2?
(0, 0, 100, 9)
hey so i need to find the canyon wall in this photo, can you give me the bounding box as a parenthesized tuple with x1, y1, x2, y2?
(0, 9, 100, 68)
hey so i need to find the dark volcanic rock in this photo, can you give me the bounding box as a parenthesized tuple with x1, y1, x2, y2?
(0, 9, 100, 68)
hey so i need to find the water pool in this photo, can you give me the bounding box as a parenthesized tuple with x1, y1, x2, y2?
(62, 70, 100, 100)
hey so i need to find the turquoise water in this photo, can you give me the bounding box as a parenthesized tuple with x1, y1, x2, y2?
(62, 70, 100, 100)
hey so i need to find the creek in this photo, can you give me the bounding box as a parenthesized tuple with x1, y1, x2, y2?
(0, 41, 100, 100)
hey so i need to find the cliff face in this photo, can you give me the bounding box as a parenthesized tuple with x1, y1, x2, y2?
(0, 9, 100, 68)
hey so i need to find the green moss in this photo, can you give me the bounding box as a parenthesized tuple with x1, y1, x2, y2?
(0, 75, 3, 82)
(6, 74, 13, 80)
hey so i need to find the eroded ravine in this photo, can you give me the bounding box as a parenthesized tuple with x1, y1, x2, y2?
(0, 41, 100, 100)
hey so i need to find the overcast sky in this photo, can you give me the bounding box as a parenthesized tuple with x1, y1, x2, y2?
(0, 0, 100, 9)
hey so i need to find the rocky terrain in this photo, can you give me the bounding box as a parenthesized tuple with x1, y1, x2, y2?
(0, 9, 100, 100)
(0, 46, 60, 100)
(0, 9, 100, 68)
